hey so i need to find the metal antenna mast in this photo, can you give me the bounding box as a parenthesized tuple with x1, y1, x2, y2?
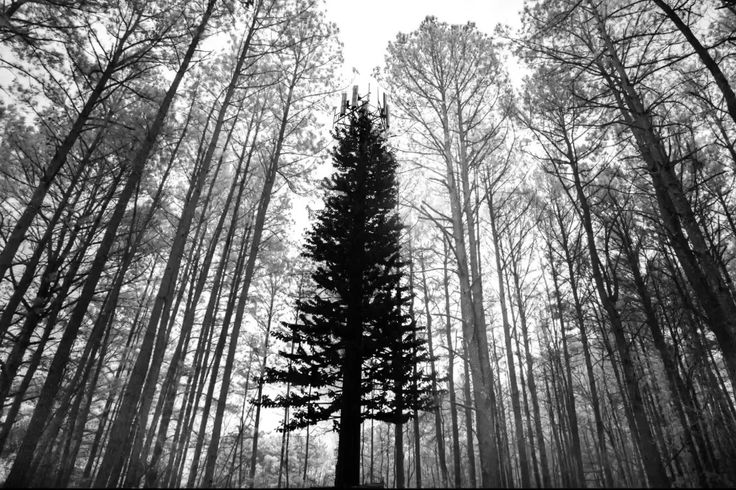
(333, 85, 390, 132)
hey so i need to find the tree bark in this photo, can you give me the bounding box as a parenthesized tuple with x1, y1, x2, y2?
(461, 336, 477, 488)
(247, 289, 275, 488)
(508, 246, 552, 488)
(438, 99, 499, 487)
(486, 189, 531, 487)
(418, 253, 449, 487)
(442, 236, 463, 488)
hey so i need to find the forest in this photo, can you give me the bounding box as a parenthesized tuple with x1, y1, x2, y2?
(1, 0, 735, 488)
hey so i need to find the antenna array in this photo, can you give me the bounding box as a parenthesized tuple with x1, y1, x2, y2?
(333, 85, 390, 132)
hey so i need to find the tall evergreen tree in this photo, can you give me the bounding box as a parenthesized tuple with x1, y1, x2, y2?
(262, 101, 431, 488)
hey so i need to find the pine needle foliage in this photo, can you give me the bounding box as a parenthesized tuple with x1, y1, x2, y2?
(262, 104, 432, 432)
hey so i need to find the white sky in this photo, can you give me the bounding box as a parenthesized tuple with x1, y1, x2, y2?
(323, 0, 525, 90)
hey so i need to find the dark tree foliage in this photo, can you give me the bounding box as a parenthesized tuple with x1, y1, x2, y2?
(262, 105, 432, 434)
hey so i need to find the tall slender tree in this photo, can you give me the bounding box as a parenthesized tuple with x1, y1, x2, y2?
(263, 100, 431, 488)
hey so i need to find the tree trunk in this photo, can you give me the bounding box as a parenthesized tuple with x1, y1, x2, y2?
(395, 421, 405, 488)
(437, 94, 499, 486)
(0, 127, 101, 341)
(99, 10, 261, 483)
(546, 245, 586, 488)
(186, 219, 252, 488)
(418, 253, 449, 487)
(591, 1, 736, 391)
(207, 55, 298, 488)
(442, 236, 463, 488)
(302, 400, 311, 487)
(652, 0, 736, 127)
(547, 204, 614, 487)
(0, 13, 139, 282)
(486, 189, 531, 487)
(461, 336, 477, 488)
(0, 161, 118, 410)
(615, 219, 711, 487)
(2, 4, 219, 486)
(247, 293, 275, 489)
(564, 150, 670, 487)
(508, 248, 552, 488)
(278, 288, 302, 488)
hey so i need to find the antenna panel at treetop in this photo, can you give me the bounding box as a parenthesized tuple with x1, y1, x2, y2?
(333, 86, 390, 133)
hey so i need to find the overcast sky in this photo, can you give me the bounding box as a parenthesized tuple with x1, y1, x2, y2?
(322, 0, 525, 89)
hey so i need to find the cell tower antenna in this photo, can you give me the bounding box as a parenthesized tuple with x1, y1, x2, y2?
(334, 85, 390, 133)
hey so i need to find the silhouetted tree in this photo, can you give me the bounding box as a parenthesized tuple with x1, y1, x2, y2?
(263, 103, 431, 488)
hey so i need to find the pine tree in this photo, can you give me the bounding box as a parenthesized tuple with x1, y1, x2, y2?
(262, 101, 431, 487)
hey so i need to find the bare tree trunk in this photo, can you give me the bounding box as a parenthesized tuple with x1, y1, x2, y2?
(486, 189, 531, 487)
(209, 58, 298, 489)
(614, 218, 711, 487)
(5, 171, 120, 476)
(186, 218, 252, 488)
(461, 337, 477, 488)
(412, 371, 420, 489)
(418, 252, 449, 487)
(278, 290, 303, 488)
(545, 205, 614, 487)
(541, 358, 563, 487)
(508, 249, 552, 487)
(0, 127, 101, 341)
(81, 267, 157, 482)
(247, 289, 275, 489)
(0, 161, 118, 409)
(101, 9, 264, 483)
(52, 229, 143, 486)
(571, 156, 669, 487)
(442, 236, 463, 488)
(2, 4, 219, 486)
(548, 250, 586, 488)
(591, 2, 736, 391)
(302, 402, 311, 487)
(167, 220, 250, 487)
(145, 96, 255, 481)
